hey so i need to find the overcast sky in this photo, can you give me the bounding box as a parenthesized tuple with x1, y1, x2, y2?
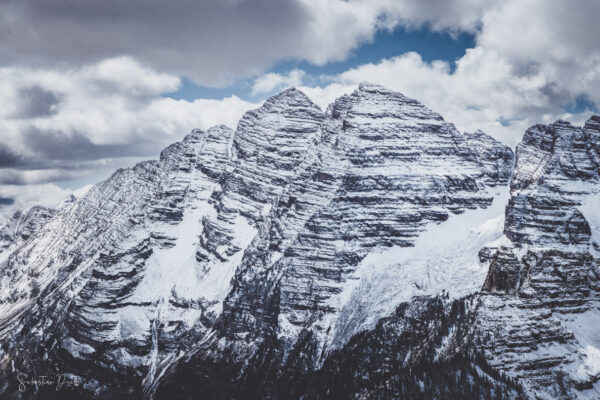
(1, 0, 599, 221)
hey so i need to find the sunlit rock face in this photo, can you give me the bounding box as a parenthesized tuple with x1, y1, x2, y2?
(0, 83, 598, 399)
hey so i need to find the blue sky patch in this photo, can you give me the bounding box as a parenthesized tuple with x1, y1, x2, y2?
(564, 94, 598, 114)
(166, 26, 476, 102)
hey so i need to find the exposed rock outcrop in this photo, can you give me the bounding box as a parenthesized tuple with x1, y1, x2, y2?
(478, 117, 600, 398)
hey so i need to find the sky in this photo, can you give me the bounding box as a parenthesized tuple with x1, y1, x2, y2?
(0, 0, 599, 221)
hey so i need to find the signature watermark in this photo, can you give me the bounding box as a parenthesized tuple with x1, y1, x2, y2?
(16, 372, 80, 392)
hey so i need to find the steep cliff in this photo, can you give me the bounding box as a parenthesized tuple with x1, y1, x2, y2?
(476, 117, 600, 399)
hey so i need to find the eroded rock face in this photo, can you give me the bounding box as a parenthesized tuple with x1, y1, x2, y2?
(2, 82, 597, 399)
(0, 206, 56, 255)
(477, 118, 600, 398)
(0, 125, 237, 396)
(151, 84, 514, 399)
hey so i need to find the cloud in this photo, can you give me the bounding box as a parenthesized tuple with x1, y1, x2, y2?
(13, 85, 62, 119)
(251, 69, 306, 96)
(476, 0, 600, 107)
(0, 157, 150, 186)
(0, 144, 28, 168)
(2, 0, 600, 217)
(1, 0, 597, 95)
(304, 50, 594, 148)
(0, 57, 259, 186)
(359, 0, 496, 32)
(293, 0, 600, 148)
(0, 0, 500, 86)
(0, 0, 374, 86)
(0, 183, 87, 223)
(22, 128, 151, 162)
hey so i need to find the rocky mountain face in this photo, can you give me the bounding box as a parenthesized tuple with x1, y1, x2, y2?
(0, 205, 57, 256)
(0, 83, 597, 399)
(475, 117, 600, 399)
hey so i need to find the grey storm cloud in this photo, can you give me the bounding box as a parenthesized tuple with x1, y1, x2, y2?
(0, 197, 15, 206)
(0, 0, 314, 85)
(0, 127, 167, 185)
(23, 128, 160, 162)
(14, 85, 62, 119)
(0, 144, 27, 168)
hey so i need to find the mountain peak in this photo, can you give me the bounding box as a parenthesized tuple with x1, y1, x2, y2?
(263, 86, 321, 111)
(585, 114, 600, 129)
(357, 81, 389, 92)
(208, 124, 233, 132)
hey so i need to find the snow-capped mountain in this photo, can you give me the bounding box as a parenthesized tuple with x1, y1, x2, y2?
(0, 83, 597, 399)
(476, 117, 600, 399)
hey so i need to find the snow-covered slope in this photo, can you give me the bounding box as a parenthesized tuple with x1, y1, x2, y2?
(326, 187, 509, 351)
(154, 84, 514, 399)
(0, 125, 237, 394)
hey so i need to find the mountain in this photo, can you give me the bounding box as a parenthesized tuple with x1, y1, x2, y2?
(0, 83, 597, 399)
(475, 117, 600, 399)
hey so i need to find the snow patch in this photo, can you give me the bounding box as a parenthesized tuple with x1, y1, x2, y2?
(581, 345, 600, 379)
(578, 192, 600, 256)
(196, 213, 257, 315)
(324, 188, 509, 350)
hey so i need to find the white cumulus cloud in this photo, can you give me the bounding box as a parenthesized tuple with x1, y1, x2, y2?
(252, 69, 306, 96)
(0, 57, 260, 216)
